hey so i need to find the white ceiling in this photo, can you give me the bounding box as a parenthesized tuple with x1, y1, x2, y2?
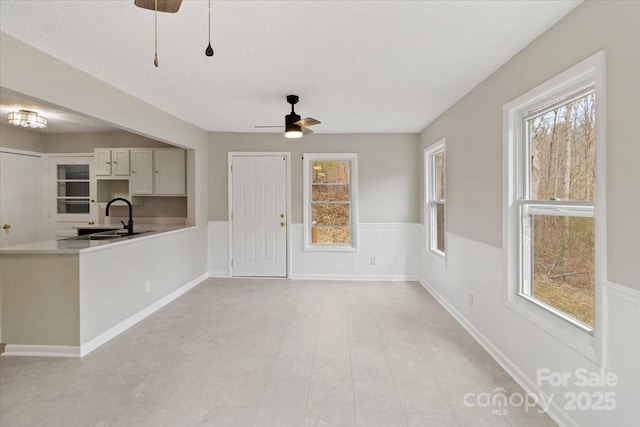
(0, 0, 580, 134)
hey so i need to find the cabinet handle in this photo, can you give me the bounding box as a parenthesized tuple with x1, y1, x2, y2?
(155, 171, 159, 174)
(132, 171, 136, 174)
(280, 222, 286, 227)
(113, 161, 118, 164)
(2, 224, 10, 230)
(88, 221, 95, 225)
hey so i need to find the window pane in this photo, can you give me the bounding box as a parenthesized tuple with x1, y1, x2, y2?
(436, 202, 445, 252)
(57, 199, 90, 214)
(58, 181, 89, 198)
(312, 161, 349, 184)
(434, 152, 445, 201)
(57, 164, 89, 180)
(529, 214, 594, 327)
(528, 92, 596, 201)
(312, 203, 349, 226)
(312, 184, 349, 202)
(312, 226, 350, 244)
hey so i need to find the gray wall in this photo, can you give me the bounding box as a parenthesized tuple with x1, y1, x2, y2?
(0, 124, 45, 152)
(209, 132, 420, 223)
(419, 1, 640, 289)
(43, 131, 172, 153)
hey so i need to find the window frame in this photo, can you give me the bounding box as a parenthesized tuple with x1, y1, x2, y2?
(303, 153, 358, 252)
(503, 51, 606, 363)
(424, 139, 446, 263)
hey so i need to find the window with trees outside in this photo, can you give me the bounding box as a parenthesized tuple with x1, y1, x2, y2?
(303, 153, 358, 251)
(505, 52, 604, 337)
(425, 140, 446, 260)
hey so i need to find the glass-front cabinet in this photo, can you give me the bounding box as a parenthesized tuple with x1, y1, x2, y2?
(48, 156, 96, 238)
(56, 164, 91, 214)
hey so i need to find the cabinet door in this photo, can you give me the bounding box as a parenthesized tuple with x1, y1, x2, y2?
(49, 156, 97, 239)
(112, 149, 130, 176)
(154, 150, 186, 195)
(131, 149, 154, 195)
(95, 149, 111, 176)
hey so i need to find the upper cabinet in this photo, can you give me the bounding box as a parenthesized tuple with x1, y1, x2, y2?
(131, 149, 186, 196)
(154, 149, 186, 195)
(130, 149, 154, 195)
(95, 148, 130, 177)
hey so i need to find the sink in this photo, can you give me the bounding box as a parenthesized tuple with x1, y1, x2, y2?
(88, 231, 149, 240)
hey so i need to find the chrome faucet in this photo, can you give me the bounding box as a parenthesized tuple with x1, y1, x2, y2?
(105, 198, 133, 235)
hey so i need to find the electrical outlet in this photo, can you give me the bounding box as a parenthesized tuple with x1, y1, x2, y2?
(370, 257, 377, 265)
(468, 292, 474, 307)
(145, 281, 151, 294)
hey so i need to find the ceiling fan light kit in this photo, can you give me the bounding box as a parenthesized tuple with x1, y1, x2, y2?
(257, 95, 321, 139)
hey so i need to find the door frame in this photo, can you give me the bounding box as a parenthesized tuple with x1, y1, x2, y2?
(227, 152, 292, 278)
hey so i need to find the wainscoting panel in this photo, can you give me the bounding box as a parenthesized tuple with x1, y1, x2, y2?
(208, 221, 420, 280)
(419, 227, 640, 427)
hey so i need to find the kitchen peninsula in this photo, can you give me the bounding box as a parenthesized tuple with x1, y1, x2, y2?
(0, 225, 207, 358)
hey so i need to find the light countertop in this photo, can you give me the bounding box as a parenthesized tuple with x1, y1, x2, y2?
(0, 225, 189, 254)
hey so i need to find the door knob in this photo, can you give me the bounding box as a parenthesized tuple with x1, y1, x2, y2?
(2, 224, 10, 230)
(280, 222, 286, 227)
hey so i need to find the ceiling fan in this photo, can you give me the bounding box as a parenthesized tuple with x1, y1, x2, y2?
(256, 95, 321, 138)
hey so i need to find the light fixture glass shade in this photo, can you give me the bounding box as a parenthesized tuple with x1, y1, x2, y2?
(285, 129, 303, 139)
(8, 110, 47, 129)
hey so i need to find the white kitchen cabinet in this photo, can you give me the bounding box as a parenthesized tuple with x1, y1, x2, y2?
(95, 148, 130, 177)
(131, 149, 185, 196)
(131, 149, 154, 195)
(154, 149, 186, 195)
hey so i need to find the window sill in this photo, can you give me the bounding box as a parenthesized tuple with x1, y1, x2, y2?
(426, 248, 446, 266)
(503, 288, 601, 364)
(304, 245, 358, 253)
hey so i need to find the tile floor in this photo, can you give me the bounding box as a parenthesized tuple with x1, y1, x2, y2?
(0, 279, 557, 426)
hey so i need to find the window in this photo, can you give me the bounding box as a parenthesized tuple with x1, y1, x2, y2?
(425, 140, 446, 260)
(303, 153, 358, 251)
(505, 52, 605, 347)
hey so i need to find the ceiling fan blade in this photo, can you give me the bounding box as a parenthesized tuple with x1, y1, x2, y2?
(255, 125, 283, 128)
(301, 127, 314, 135)
(134, 0, 183, 13)
(295, 117, 321, 127)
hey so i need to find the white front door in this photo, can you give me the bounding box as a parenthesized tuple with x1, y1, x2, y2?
(231, 155, 288, 277)
(0, 150, 44, 248)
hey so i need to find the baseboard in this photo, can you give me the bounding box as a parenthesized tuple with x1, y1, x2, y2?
(1, 344, 80, 358)
(290, 274, 418, 281)
(209, 272, 231, 278)
(418, 279, 580, 427)
(79, 273, 208, 357)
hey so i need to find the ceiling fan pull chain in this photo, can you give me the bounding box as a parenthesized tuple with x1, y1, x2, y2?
(205, 0, 214, 56)
(153, 0, 159, 67)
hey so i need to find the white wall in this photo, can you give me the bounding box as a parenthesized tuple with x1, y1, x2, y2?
(209, 221, 420, 281)
(79, 228, 207, 350)
(418, 2, 640, 426)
